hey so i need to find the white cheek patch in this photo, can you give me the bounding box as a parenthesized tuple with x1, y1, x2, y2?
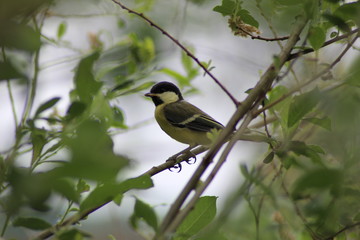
(158, 92, 179, 103)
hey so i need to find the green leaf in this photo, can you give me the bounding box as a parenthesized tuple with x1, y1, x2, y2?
(113, 194, 123, 206)
(77, 179, 90, 194)
(354, 212, 360, 222)
(240, 164, 275, 200)
(181, 51, 194, 76)
(89, 92, 113, 124)
(130, 198, 158, 231)
(80, 175, 153, 212)
(288, 141, 324, 163)
(287, 88, 321, 128)
(64, 120, 128, 181)
(181, 51, 199, 83)
(308, 26, 326, 50)
(34, 97, 61, 117)
(334, 2, 360, 24)
(74, 52, 102, 104)
(308, 145, 326, 154)
(30, 128, 47, 166)
(79, 182, 120, 212)
(118, 81, 155, 96)
(330, 31, 338, 38)
(323, 13, 351, 32)
(237, 9, 259, 28)
(213, 0, 235, 16)
(239, 164, 250, 178)
(57, 228, 91, 240)
(120, 174, 153, 192)
(57, 21, 67, 39)
(292, 168, 343, 199)
(0, 61, 24, 80)
(282, 155, 296, 169)
(345, 56, 360, 87)
(65, 101, 87, 121)
(111, 106, 127, 129)
(275, 0, 303, 5)
(0, 21, 41, 51)
(13, 217, 52, 230)
(175, 196, 217, 239)
(160, 68, 188, 85)
(304, 116, 332, 131)
(263, 151, 275, 164)
(267, 85, 290, 112)
(53, 178, 80, 203)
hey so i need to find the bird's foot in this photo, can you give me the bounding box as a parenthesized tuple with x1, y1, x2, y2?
(166, 146, 197, 172)
(168, 163, 182, 172)
(185, 152, 196, 165)
(166, 155, 182, 172)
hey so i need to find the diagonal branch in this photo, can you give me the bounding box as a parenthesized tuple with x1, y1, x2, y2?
(254, 31, 360, 116)
(287, 28, 360, 61)
(156, 14, 310, 239)
(111, 0, 240, 106)
(33, 132, 270, 239)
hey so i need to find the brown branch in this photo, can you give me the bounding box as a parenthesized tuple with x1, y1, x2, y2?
(33, 146, 206, 240)
(163, 109, 258, 236)
(111, 0, 240, 106)
(239, 26, 289, 41)
(34, 130, 272, 240)
(287, 28, 360, 61)
(254, 31, 360, 116)
(324, 222, 360, 240)
(156, 15, 310, 239)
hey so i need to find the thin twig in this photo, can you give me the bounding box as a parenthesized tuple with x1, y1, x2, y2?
(280, 172, 318, 239)
(254, 32, 360, 116)
(255, 0, 284, 50)
(1, 48, 19, 126)
(239, 26, 289, 41)
(324, 222, 360, 240)
(111, 0, 240, 106)
(20, 21, 41, 125)
(287, 28, 360, 61)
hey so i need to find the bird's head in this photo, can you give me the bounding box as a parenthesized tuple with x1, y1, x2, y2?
(145, 81, 184, 106)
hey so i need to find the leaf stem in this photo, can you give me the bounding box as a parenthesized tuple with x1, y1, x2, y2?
(0, 214, 10, 237)
(1, 47, 19, 126)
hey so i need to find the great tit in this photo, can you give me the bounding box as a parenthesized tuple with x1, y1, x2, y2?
(145, 81, 224, 148)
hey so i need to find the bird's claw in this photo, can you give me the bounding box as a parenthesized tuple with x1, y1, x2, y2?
(168, 163, 182, 173)
(166, 147, 197, 172)
(185, 154, 196, 165)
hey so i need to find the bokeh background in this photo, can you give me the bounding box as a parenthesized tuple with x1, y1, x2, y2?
(1, 0, 359, 239)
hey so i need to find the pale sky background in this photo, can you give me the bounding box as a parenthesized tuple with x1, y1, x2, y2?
(0, 0, 357, 239)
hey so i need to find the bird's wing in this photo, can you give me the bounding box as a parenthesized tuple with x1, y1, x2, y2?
(164, 100, 224, 132)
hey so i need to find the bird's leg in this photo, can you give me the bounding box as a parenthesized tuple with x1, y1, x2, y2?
(184, 145, 197, 165)
(166, 145, 198, 172)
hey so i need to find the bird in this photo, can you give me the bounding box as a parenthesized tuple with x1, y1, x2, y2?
(145, 81, 224, 149)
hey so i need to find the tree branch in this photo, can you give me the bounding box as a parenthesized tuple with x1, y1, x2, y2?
(287, 28, 360, 61)
(254, 31, 360, 116)
(238, 25, 289, 41)
(324, 222, 360, 240)
(111, 0, 240, 106)
(156, 14, 309, 239)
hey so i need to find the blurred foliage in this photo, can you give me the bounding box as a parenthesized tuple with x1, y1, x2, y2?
(0, 0, 359, 239)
